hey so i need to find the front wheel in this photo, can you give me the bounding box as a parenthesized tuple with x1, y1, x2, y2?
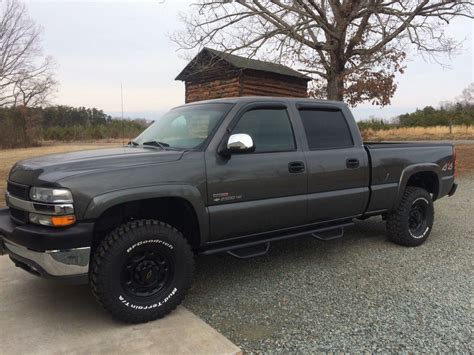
(90, 220, 194, 323)
(386, 187, 434, 247)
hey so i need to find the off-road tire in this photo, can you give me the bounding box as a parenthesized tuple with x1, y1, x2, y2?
(386, 186, 434, 247)
(90, 219, 194, 323)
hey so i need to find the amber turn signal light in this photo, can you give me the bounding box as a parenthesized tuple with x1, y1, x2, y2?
(50, 215, 76, 227)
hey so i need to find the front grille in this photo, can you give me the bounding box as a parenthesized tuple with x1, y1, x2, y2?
(7, 181, 29, 200)
(10, 207, 28, 224)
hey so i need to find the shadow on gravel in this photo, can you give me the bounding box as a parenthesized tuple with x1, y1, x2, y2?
(191, 217, 389, 290)
(184, 208, 472, 353)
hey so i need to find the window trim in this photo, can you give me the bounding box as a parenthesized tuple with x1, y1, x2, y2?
(298, 107, 355, 151)
(219, 103, 298, 155)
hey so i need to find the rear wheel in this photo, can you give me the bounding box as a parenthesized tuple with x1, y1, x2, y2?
(386, 187, 434, 247)
(90, 220, 194, 323)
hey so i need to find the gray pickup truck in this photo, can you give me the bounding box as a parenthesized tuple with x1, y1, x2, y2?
(0, 97, 457, 323)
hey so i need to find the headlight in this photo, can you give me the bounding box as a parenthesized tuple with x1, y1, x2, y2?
(30, 187, 73, 203)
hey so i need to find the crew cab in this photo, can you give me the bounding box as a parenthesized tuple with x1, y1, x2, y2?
(0, 97, 457, 323)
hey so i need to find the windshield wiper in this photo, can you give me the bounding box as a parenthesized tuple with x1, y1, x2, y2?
(141, 141, 170, 150)
(128, 141, 139, 146)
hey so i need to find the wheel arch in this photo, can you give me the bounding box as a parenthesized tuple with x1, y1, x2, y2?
(396, 163, 441, 208)
(84, 185, 209, 249)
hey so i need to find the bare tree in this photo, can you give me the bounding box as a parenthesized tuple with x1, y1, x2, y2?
(11, 63, 57, 107)
(0, 0, 56, 107)
(457, 82, 474, 105)
(173, 1, 473, 106)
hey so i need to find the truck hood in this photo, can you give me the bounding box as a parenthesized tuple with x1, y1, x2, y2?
(8, 147, 185, 186)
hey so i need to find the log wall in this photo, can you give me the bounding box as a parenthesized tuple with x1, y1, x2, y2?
(185, 76, 241, 103)
(241, 71, 308, 98)
(184, 69, 309, 103)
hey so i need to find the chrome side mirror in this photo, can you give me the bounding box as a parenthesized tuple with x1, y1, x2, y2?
(226, 133, 255, 153)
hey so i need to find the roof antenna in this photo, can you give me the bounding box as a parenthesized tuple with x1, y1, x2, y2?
(121, 82, 125, 146)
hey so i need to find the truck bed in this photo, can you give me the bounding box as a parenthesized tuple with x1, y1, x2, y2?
(363, 141, 455, 213)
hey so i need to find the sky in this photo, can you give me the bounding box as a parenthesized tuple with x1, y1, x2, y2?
(25, 0, 473, 121)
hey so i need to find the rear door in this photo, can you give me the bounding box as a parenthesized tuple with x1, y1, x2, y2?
(295, 104, 370, 222)
(205, 103, 307, 240)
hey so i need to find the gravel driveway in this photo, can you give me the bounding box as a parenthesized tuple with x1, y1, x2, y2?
(184, 174, 473, 353)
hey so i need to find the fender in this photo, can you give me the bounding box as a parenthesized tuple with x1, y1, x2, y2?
(394, 163, 441, 208)
(83, 184, 209, 243)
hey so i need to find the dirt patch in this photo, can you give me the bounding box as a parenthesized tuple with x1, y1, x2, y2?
(455, 144, 474, 174)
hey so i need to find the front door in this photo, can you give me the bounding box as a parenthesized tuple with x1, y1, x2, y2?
(205, 104, 307, 241)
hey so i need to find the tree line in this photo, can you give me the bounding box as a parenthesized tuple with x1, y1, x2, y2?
(358, 103, 474, 131)
(398, 103, 473, 127)
(359, 83, 474, 130)
(0, 105, 148, 148)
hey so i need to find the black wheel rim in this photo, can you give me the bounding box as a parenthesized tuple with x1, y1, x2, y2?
(408, 198, 429, 238)
(121, 249, 173, 297)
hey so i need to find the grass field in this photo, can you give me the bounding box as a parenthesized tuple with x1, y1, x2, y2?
(362, 125, 474, 141)
(0, 142, 121, 207)
(0, 141, 472, 208)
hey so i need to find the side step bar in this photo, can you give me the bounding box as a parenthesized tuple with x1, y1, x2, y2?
(200, 221, 354, 258)
(227, 243, 271, 259)
(312, 227, 345, 241)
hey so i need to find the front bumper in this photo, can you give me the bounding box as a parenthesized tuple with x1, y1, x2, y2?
(3, 239, 89, 283)
(0, 208, 92, 283)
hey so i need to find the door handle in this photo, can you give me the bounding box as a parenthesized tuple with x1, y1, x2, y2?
(346, 158, 360, 169)
(288, 161, 305, 173)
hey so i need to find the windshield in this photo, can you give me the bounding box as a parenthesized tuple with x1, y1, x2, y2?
(133, 103, 233, 150)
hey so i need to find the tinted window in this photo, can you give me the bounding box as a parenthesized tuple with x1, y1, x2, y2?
(299, 109, 353, 149)
(232, 109, 295, 153)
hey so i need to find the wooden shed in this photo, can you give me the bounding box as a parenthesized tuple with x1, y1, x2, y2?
(175, 47, 311, 103)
